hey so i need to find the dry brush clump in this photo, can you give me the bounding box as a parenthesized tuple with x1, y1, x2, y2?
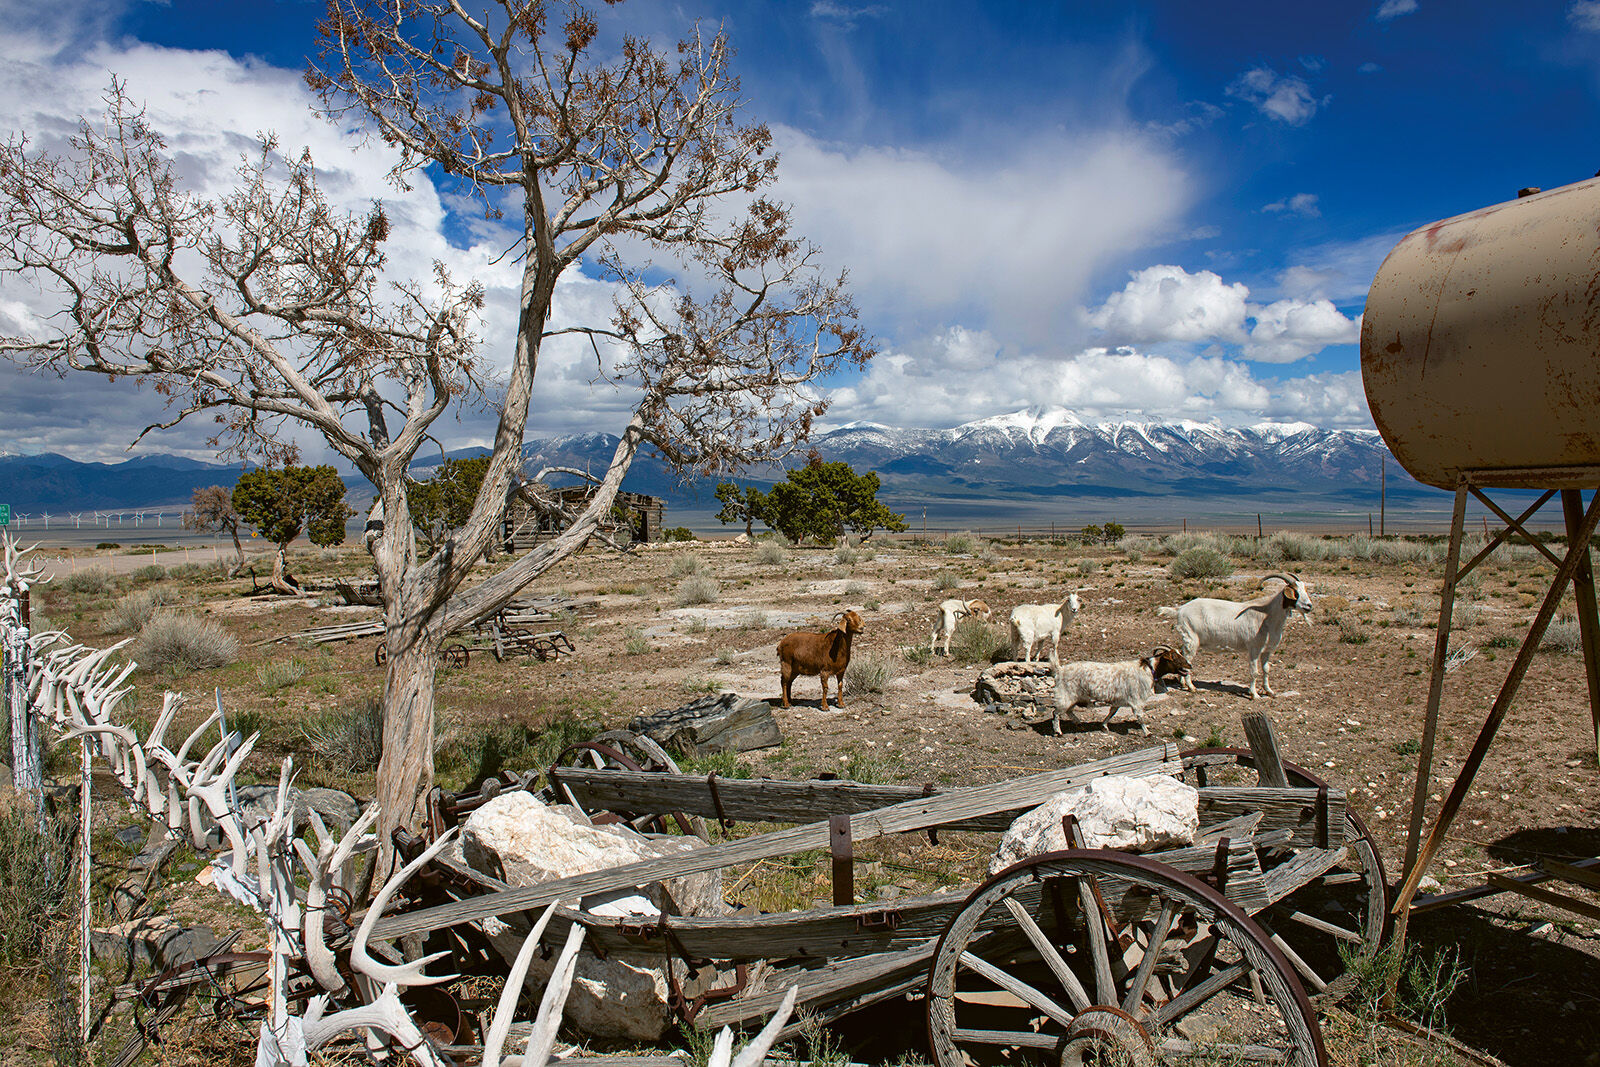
(948, 616, 1009, 665)
(134, 610, 238, 673)
(844, 651, 897, 696)
(1169, 546, 1233, 580)
(675, 575, 720, 606)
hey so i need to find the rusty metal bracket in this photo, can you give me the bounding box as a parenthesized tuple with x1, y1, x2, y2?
(667, 960, 750, 1024)
(1211, 837, 1231, 895)
(1315, 784, 1330, 849)
(922, 782, 940, 845)
(830, 813, 855, 906)
(855, 908, 902, 932)
(706, 772, 736, 829)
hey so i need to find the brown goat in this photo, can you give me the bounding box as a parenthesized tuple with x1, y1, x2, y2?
(777, 610, 864, 709)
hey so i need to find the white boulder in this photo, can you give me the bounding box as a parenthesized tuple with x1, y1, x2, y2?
(462, 792, 727, 1041)
(989, 775, 1199, 875)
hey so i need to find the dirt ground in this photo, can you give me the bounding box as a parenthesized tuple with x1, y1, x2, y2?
(17, 530, 1600, 1066)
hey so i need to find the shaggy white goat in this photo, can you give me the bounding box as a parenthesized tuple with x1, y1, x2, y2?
(929, 598, 992, 656)
(1008, 593, 1081, 663)
(1157, 572, 1313, 699)
(1047, 647, 1182, 734)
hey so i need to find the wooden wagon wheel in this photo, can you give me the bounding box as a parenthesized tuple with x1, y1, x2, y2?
(374, 642, 471, 670)
(549, 730, 708, 840)
(1181, 747, 1388, 1002)
(927, 850, 1327, 1067)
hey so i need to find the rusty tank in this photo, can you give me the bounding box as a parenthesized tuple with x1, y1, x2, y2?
(1360, 177, 1600, 490)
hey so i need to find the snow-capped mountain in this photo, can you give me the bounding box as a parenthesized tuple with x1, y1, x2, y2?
(519, 408, 1425, 517)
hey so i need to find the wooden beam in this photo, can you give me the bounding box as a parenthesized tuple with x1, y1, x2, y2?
(1486, 873, 1600, 923)
(370, 745, 1182, 941)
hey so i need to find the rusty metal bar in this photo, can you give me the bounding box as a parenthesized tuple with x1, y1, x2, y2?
(829, 814, 853, 906)
(1563, 490, 1600, 763)
(1402, 480, 1469, 880)
(1393, 488, 1600, 939)
(1458, 488, 1561, 578)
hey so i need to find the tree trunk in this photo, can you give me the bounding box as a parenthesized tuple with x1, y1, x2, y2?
(372, 607, 444, 884)
(270, 545, 302, 596)
(226, 525, 246, 579)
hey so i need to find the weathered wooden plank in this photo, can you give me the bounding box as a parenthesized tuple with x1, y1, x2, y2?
(1197, 787, 1344, 847)
(370, 745, 1182, 941)
(1260, 846, 1349, 906)
(1242, 713, 1290, 789)
(1487, 872, 1600, 922)
(692, 943, 936, 1029)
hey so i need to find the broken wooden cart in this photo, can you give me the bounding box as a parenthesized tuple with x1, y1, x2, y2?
(376, 733, 1382, 1067)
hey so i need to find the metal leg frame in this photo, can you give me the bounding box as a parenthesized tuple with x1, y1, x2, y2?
(1392, 484, 1600, 948)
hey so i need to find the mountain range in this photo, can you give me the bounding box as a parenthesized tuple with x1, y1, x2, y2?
(0, 409, 1439, 523)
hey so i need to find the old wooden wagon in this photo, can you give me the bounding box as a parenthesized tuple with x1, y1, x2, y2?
(371, 720, 1383, 1067)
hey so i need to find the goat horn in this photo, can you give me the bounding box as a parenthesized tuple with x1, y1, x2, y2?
(1259, 572, 1294, 588)
(1151, 644, 1172, 655)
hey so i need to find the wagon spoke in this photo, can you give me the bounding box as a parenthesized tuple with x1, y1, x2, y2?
(1078, 879, 1116, 1005)
(1122, 900, 1178, 1016)
(1271, 905, 1363, 943)
(1003, 894, 1091, 1013)
(1154, 962, 1249, 1025)
(958, 951, 1075, 1028)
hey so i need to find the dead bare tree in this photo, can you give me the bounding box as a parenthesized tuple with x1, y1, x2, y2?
(184, 485, 249, 578)
(0, 2, 872, 877)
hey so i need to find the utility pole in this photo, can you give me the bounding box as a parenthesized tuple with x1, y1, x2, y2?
(1381, 452, 1387, 537)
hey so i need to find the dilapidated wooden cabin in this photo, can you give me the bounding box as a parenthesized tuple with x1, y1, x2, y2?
(501, 487, 665, 551)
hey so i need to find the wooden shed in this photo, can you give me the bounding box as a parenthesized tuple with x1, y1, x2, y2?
(501, 487, 666, 552)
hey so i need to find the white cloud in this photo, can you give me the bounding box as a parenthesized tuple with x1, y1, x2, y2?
(770, 126, 1192, 348)
(1083, 264, 1360, 362)
(1263, 193, 1321, 218)
(809, 1, 888, 24)
(1570, 1, 1600, 30)
(1245, 299, 1362, 363)
(827, 333, 1373, 430)
(1227, 66, 1326, 126)
(1358, 62, 1383, 74)
(1085, 266, 1250, 345)
(1375, 0, 1420, 22)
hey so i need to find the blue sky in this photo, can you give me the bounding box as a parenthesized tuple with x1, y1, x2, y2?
(2, 0, 1599, 462)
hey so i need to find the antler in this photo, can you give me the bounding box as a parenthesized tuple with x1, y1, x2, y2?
(349, 830, 459, 988)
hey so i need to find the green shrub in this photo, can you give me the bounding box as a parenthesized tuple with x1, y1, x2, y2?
(1169, 547, 1232, 580)
(1451, 599, 1480, 629)
(833, 545, 859, 565)
(131, 564, 169, 584)
(1542, 618, 1582, 654)
(1484, 633, 1520, 649)
(754, 541, 787, 566)
(103, 589, 166, 634)
(949, 617, 1008, 665)
(945, 531, 977, 555)
(931, 572, 958, 592)
(57, 568, 115, 596)
(844, 652, 896, 696)
(662, 527, 696, 542)
(0, 808, 72, 966)
(675, 575, 719, 606)
(623, 627, 652, 655)
(669, 553, 703, 577)
(257, 657, 308, 691)
(302, 700, 383, 775)
(1075, 558, 1099, 577)
(95, 542, 121, 550)
(135, 610, 238, 673)
(1337, 618, 1370, 645)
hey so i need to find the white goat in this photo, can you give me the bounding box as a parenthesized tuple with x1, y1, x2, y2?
(1047, 646, 1188, 735)
(1008, 593, 1081, 663)
(929, 598, 992, 656)
(1157, 572, 1313, 699)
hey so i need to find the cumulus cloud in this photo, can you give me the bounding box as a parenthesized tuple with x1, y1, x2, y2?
(1084, 264, 1361, 363)
(1375, 0, 1420, 22)
(1263, 193, 1321, 218)
(1358, 61, 1383, 74)
(1227, 66, 1326, 126)
(770, 126, 1191, 348)
(1084, 266, 1250, 345)
(827, 331, 1372, 430)
(1570, 1, 1600, 30)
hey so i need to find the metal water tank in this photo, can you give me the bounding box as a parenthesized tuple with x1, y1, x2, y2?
(1360, 177, 1600, 490)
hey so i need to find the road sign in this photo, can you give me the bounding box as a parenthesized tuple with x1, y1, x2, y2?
(0, 504, 9, 526)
